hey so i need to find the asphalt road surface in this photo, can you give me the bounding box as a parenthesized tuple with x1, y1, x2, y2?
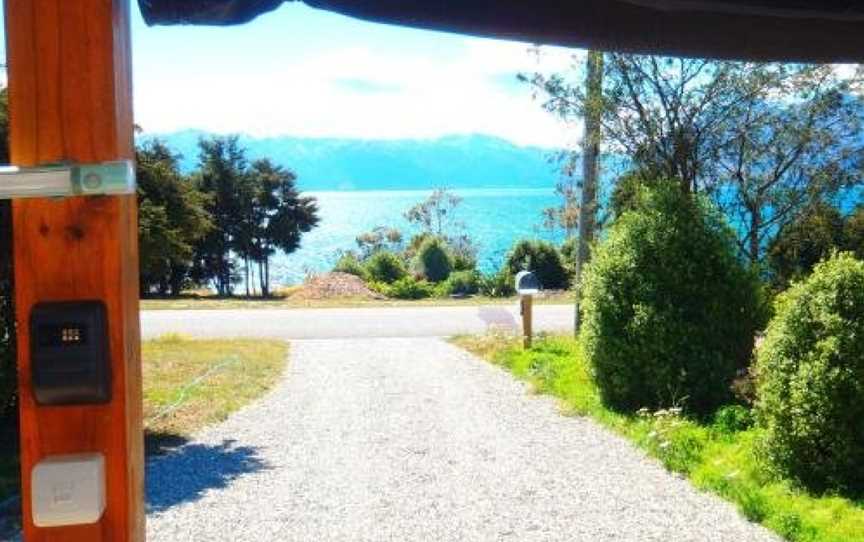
(141, 304, 575, 340)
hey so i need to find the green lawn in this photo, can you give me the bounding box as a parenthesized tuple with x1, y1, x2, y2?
(452, 333, 864, 542)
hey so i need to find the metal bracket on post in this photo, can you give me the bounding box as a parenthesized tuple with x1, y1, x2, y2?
(0, 161, 135, 199)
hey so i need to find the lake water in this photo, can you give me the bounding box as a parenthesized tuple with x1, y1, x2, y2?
(267, 186, 863, 286)
(270, 188, 561, 285)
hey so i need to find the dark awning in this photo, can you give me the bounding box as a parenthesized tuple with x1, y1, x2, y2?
(137, 1, 864, 62)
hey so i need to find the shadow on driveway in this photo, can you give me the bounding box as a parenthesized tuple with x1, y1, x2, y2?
(146, 437, 269, 513)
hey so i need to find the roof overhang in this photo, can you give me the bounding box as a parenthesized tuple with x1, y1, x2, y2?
(137, 1, 864, 62)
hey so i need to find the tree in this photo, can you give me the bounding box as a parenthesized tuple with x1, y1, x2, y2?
(355, 226, 404, 260)
(575, 50, 603, 332)
(768, 202, 864, 287)
(526, 56, 864, 263)
(246, 158, 319, 297)
(403, 188, 477, 269)
(712, 65, 864, 262)
(191, 135, 249, 296)
(137, 139, 212, 296)
(404, 188, 463, 237)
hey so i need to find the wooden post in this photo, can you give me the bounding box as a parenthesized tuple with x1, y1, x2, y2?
(5, 1, 144, 540)
(521, 294, 533, 349)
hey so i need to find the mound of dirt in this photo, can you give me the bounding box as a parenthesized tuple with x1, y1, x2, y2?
(290, 272, 384, 300)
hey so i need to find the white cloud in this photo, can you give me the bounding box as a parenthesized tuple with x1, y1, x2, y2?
(134, 38, 583, 147)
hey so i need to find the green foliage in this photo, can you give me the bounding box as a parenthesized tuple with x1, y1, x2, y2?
(363, 251, 407, 284)
(768, 203, 864, 288)
(478, 268, 516, 298)
(580, 180, 762, 416)
(713, 405, 755, 434)
(413, 237, 453, 283)
(438, 270, 480, 297)
(505, 239, 569, 290)
(190, 137, 319, 297)
(137, 139, 213, 297)
(403, 189, 463, 237)
(456, 333, 864, 542)
(559, 236, 578, 278)
(756, 253, 864, 495)
(378, 277, 435, 299)
(333, 252, 367, 279)
(355, 226, 403, 259)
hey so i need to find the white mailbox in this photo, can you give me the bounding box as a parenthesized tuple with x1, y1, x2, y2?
(514, 270, 540, 295)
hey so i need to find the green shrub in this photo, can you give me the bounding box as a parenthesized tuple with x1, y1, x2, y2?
(383, 277, 435, 299)
(767, 202, 847, 288)
(332, 252, 367, 279)
(580, 180, 762, 416)
(756, 252, 864, 494)
(560, 236, 578, 278)
(363, 251, 407, 284)
(439, 270, 480, 297)
(413, 237, 453, 283)
(713, 405, 754, 434)
(479, 268, 515, 298)
(505, 239, 568, 290)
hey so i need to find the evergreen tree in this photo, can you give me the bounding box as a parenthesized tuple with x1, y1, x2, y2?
(191, 135, 249, 296)
(137, 139, 212, 296)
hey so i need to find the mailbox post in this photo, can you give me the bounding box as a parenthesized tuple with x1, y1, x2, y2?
(515, 271, 540, 349)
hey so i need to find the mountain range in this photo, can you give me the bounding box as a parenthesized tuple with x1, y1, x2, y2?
(142, 130, 564, 191)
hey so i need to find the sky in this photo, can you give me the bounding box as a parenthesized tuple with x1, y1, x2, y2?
(0, 4, 581, 147)
(126, 3, 581, 148)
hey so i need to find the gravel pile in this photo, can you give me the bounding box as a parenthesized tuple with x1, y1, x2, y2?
(146, 337, 778, 541)
(290, 272, 384, 300)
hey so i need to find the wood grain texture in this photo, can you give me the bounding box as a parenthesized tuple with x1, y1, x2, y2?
(5, 0, 144, 540)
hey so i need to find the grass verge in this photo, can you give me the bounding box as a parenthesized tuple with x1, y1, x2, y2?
(143, 334, 288, 453)
(452, 332, 864, 542)
(1, 334, 287, 517)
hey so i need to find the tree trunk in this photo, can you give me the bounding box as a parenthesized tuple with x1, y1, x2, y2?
(749, 205, 762, 264)
(574, 50, 603, 334)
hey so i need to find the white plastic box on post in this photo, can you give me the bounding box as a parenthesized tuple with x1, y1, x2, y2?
(31, 453, 107, 528)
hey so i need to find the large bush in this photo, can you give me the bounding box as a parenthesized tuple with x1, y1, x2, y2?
(332, 252, 367, 279)
(382, 277, 435, 299)
(363, 251, 407, 284)
(756, 253, 864, 494)
(479, 268, 515, 298)
(438, 270, 480, 297)
(413, 237, 453, 283)
(580, 180, 761, 416)
(505, 239, 568, 290)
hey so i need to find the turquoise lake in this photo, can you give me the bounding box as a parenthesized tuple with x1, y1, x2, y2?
(270, 188, 561, 285)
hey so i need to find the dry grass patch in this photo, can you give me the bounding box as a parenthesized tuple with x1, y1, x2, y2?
(143, 334, 288, 449)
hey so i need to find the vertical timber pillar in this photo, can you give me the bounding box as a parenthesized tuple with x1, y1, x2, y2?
(5, 0, 144, 541)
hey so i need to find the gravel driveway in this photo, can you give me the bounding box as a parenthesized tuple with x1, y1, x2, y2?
(146, 338, 778, 542)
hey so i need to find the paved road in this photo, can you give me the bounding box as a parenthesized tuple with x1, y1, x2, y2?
(141, 304, 574, 340)
(146, 338, 777, 542)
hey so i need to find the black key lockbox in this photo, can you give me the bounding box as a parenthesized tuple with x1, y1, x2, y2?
(30, 301, 111, 405)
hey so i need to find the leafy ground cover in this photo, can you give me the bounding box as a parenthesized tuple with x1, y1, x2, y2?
(452, 333, 864, 542)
